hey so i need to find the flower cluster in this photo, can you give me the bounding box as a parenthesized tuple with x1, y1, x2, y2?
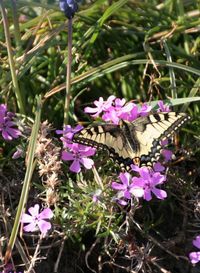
(84, 96, 152, 125)
(56, 125, 96, 173)
(112, 165, 167, 205)
(0, 104, 21, 141)
(58, 97, 171, 174)
(85, 96, 172, 164)
(189, 235, 200, 264)
(21, 204, 53, 235)
(59, 0, 78, 19)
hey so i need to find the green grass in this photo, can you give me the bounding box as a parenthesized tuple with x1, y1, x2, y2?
(0, 1, 200, 272)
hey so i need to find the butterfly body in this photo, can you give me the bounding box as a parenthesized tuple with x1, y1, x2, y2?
(72, 112, 190, 168)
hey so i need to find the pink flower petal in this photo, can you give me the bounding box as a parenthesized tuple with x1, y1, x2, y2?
(80, 157, 94, 169)
(7, 127, 21, 138)
(162, 149, 173, 161)
(189, 251, 200, 264)
(38, 219, 51, 234)
(23, 222, 37, 232)
(151, 172, 166, 185)
(62, 151, 74, 161)
(143, 190, 152, 201)
(131, 177, 146, 188)
(131, 164, 141, 173)
(38, 208, 53, 220)
(124, 190, 131, 199)
(79, 146, 96, 156)
(160, 139, 168, 146)
(70, 159, 81, 173)
(152, 188, 167, 200)
(140, 167, 150, 180)
(84, 107, 99, 114)
(193, 236, 200, 249)
(130, 187, 144, 198)
(157, 101, 170, 112)
(21, 213, 33, 223)
(2, 130, 12, 141)
(153, 162, 165, 172)
(111, 182, 127, 191)
(28, 204, 40, 216)
(119, 172, 130, 186)
(12, 148, 23, 159)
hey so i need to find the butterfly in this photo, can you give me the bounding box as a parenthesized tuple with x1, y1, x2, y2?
(72, 112, 190, 168)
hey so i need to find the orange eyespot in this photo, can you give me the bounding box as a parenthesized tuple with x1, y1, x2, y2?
(133, 157, 140, 166)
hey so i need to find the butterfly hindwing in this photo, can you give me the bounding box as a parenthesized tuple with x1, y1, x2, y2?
(72, 112, 190, 167)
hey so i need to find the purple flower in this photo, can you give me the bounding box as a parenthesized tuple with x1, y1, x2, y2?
(0, 104, 21, 141)
(131, 165, 167, 201)
(189, 252, 200, 264)
(84, 95, 115, 117)
(21, 204, 53, 235)
(59, 0, 78, 18)
(153, 162, 165, 172)
(162, 149, 173, 162)
(62, 143, 96, 173)
(139, 103, 152, 116)
(56, 124, 83, 147)
(122, 102, 152, 122)
(160, 139, 173, 162)
(12, 147, 23, 159)
(121, 103, 139, 121)
(189, 235, 200, 264)
(103, 99, 134, 124)
(112, 172, 144, 205)
(84, 97, 152, 125)
(160, 138, 168, 146)
(157, 100, 170, 112)
(193, 236, 200, 249)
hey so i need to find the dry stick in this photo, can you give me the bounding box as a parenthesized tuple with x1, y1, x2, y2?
(26, 234, 43, 273)
(85, 238, 100, 273)
(131, 218, 181, 260)
(53, 236, 66, 273)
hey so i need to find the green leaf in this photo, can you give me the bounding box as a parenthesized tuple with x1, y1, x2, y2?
(150, 97, 200, 109)
(90, 0, 129, 44)
(5, 96, 42, 263)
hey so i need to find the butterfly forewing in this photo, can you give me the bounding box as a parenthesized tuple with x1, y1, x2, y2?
(72, 112, 190, 167)
(73, 124, 134, 161)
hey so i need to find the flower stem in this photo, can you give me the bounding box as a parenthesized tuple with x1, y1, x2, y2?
(64, 18, 73, 125)
(0, 0, 25, 114)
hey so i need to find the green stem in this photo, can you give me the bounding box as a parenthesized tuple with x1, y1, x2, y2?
(4, 96, 42, 263)
(64, 18, 73, 125)
(0, 0, 25, 114)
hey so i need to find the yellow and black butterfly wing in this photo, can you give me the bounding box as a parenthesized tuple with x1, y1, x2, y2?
(72, 124, 135, 166)
(126, 112, 190, 166)
(72, 112, 190, 167)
